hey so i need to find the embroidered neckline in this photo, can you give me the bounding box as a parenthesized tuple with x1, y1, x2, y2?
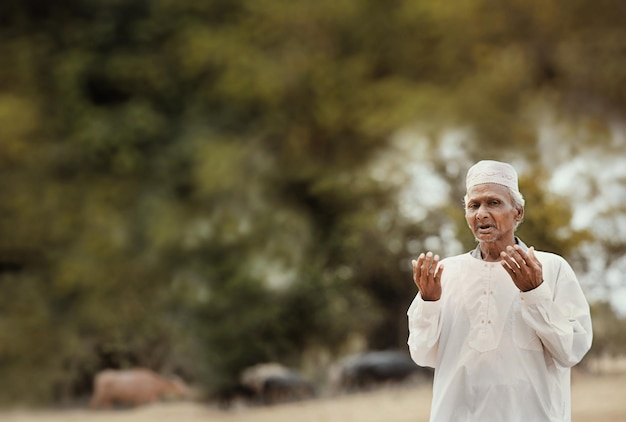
(470, 237, 528, 260)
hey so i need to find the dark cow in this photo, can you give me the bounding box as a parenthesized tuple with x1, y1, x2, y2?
(329, 350, 433, 393)
(262, 372, 316, 405)
(239, 363, 315, 405)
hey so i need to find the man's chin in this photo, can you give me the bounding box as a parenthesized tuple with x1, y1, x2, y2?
(474, 235, 497, 243)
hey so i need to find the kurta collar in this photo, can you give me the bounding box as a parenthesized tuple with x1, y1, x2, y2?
(470, 237, 528, 260)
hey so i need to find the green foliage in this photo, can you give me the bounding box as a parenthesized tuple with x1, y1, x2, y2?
(587, 301, 626, 358)
(515, 170, 592, 257)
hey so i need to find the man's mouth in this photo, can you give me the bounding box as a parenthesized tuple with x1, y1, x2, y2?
(476, 224, 493, 232)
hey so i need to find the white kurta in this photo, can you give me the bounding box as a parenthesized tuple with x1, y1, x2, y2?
(407, 250, 593, 422)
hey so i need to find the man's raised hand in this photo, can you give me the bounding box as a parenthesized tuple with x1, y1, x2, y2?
(500, 245, 543, 292)
(412, 251, 443, 301)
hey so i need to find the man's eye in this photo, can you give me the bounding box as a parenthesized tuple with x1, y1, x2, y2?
(489, 200, 500, 206)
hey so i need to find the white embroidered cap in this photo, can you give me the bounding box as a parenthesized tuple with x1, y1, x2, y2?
(466, 160, 519, 192)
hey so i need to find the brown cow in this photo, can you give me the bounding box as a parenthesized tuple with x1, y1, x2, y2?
(89, 368, 189, 409)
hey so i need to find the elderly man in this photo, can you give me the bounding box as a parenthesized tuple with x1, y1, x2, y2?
(407, 160, 593, 422)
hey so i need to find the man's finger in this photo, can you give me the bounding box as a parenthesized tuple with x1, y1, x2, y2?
(501, 260, 516, 276)
(507, 246, 527, 267)
(429, 254, 440, 276)
(412, 259, 420, 288)
(501, 250, 521, 269)
(434, 263, 444, 281)
(421, 253, 433, 277)
(416, 253, 425, 277)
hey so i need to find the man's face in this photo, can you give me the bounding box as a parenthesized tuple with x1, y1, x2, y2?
(465, 183, 522, 243)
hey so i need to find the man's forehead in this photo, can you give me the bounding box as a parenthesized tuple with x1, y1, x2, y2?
(466, 183, 510, 199)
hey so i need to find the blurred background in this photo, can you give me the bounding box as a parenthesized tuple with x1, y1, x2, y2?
(1, 0, 626, 408)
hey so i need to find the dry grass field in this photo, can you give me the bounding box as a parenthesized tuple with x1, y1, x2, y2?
(3, 372, 625, 422)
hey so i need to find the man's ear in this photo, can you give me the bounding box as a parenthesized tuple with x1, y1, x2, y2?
(516, 207, 524, 221)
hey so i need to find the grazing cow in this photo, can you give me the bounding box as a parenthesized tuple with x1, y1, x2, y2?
(89, 368, 189, 409)
(240, 363, 315, 405)
(328, 350, 433, 393)
(261, 372, 316, 405)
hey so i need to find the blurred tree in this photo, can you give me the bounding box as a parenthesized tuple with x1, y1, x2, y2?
(586, 301, 626, 360)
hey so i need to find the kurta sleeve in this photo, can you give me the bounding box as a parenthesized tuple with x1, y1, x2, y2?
(407, 293, 442, 368)
(519, 255, 593, 368)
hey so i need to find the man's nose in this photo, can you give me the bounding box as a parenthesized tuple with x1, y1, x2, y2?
(475, 204, 489, 219)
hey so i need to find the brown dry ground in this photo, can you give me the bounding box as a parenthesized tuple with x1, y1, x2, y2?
(2, 372, 625, 422)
